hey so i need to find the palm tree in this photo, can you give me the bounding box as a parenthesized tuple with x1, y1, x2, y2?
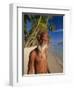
(23, 15, 56, 47)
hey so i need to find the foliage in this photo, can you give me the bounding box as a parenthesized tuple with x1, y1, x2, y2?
(23, 15, 56, 47)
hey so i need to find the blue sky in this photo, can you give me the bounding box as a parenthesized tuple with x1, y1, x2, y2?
(26, 20, 32, 32)
(48, 16, 63, 30)
(48, 16, 63, 45)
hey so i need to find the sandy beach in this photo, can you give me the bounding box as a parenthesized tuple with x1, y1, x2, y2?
(24, 46, 63, 74)
(47, 48, 63, 73)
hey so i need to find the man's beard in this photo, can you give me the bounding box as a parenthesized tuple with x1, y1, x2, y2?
(38, 44, 48, 53)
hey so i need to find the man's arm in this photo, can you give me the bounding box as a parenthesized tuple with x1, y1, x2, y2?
(27, 51, 36, 74)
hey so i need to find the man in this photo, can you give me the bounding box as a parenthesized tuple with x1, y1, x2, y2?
(27, 32, 50, 74)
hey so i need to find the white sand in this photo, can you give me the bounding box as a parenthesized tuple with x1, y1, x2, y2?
(47, 49, 63, 73)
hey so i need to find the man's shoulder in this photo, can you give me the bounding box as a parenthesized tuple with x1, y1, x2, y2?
(29, 48, 38, 57)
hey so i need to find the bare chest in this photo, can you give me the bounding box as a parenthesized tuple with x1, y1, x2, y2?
(35, 52, 47, 64)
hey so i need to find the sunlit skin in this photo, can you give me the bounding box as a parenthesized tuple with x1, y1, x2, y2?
(27, 32, 50, 74)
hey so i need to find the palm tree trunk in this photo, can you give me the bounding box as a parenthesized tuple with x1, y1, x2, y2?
(24, 16, 42, 47)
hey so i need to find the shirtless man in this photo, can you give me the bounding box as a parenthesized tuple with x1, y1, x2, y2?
(27, 32, 50, 74)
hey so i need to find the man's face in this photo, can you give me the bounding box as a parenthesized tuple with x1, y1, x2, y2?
(40, 32, 49, 46)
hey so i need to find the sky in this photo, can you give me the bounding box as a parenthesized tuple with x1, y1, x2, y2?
(48, 16, 63, 45)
